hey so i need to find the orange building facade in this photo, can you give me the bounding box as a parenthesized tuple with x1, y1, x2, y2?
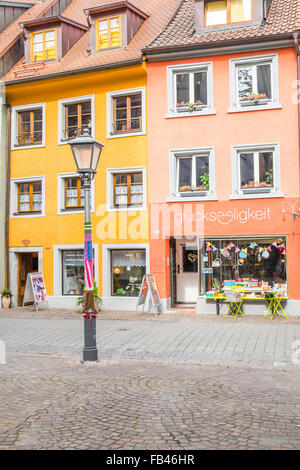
(144, 0, 300, 314)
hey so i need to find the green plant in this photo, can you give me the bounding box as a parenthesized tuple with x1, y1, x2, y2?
(188, 102, 197, 112)
(199, 172, 209, 190)
(263, 171, 273, 185)
(115, 288, 127, 296)
(76, 280, 102, 312)
(1, 288, 12, 298)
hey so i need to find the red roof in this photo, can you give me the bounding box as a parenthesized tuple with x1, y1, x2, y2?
(145, 0, 300, 52)
(1, 0, 179, 83)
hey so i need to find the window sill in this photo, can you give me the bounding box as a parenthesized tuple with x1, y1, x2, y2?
(165, 109, 216, 119)
(167, 194, 218, 202)
(58, 208, 94, 215)
(12, 143, 45, 150)
(106, 205, 146, 212)
(228, 103, 282, 113)
(107, 130, 146, 139)
(11, 212, 44, 218)
(230, 192, 283, 200)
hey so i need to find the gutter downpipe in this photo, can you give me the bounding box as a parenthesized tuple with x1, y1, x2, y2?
(5, 103, 11, 292)
(293, 32, 300, 195)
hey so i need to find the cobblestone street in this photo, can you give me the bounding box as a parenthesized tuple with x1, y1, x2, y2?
(0, 310, 300, 450)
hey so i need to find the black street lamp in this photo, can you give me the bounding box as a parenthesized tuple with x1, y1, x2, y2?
(69, 129, 104, 362)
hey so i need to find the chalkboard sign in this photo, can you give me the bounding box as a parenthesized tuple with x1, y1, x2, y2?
(136, 273, 162, 316)
(23, 272, 48, 311)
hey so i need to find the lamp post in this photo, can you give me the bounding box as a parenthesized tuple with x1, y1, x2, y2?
(69, 129, 104, 362)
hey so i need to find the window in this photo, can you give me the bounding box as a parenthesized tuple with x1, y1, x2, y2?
(169, 147, 216, 200)
(114, 172, 143, 207)
(58, 95, 95, 145)
(62, 250, 94, 296)
(106, 88, 146, 138)
(199, 237, 287, 297)
(232, 144, 281, 198)
(205, 0, 252, 26)
(64, 177, 84, 209)
(16, 108, 43, 146)
(113, 94, 142, 134)
(239, 151, 273, 191)
(57, 172, 95, 214)
(229, 54, 280, 111)
(18, 181, 42, 213)
(167, 63, 214, 117)
(31, 30, 57, 62)
(177, 155, 210, 193)
(96, 17, 121, 50)
(63, 101, 91, 140)
(111, 249, 146, 296)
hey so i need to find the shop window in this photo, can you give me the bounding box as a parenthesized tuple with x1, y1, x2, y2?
(16, 108, 43, 146)
(63, 101, 91, 141)
(167, 62, 214, 117)
(64, 177, 84, 209)
(229, 54, 280, 111)
(205, 0, 252, 26)
(31, 30, 57, 62)
(18, 181, 42, 213)
(62, 250, 94, 295)
(111, 249, 146, 296)
(113, 172, 143, 207)
(200, 237, 287, 297)
(232, 144, 280, 197)
(96, 17, 121, 50)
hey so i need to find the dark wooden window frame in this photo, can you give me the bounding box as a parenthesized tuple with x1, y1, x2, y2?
(113, 172, 143, 207)
(18, 181, 42, 214)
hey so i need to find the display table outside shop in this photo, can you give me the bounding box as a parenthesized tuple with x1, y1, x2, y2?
(207, 289, 288, 318)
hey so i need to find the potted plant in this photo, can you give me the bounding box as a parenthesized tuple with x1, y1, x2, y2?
(240, 93, 268, 106)
(198, 172, 209, 190)
(1, 288, 12, 309)
(76, 280, 102, 313)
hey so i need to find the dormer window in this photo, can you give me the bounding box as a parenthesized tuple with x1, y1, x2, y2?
(31, 30, 57, 62)
(20, 16, 87, 65)
(205, 0, 252, 26)
(84, 2, 148, 55)
(96, 17, 121, 50)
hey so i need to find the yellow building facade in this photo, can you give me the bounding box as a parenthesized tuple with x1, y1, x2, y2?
(6, 63, 150, 310)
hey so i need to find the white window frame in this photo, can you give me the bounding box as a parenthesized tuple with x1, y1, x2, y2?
(10, 176, 45, 218)
(168, 147, 217, 201)
(166, 62, 215, 118)
(11, 102, 46, 150)
(53, 244, 99, 297)
(102, 243, 149, 298)
(231, 143, 282, 199)
(106, 87, 146, 139)
(229, 54, 281, 113)
(57, 95, 95, 145)
(57, 172, 95, 215)
(106, 166, 147, 211)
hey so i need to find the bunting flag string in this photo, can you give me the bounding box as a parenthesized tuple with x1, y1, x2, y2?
(204, 239, 286, 257)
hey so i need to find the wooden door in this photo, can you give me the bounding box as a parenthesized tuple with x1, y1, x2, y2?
(18, 253, 39, 306)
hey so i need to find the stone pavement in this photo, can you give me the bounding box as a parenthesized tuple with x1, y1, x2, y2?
(0, 355, 299, 450)
(0, 309, 300, 450)
(1, 309, 300, 366)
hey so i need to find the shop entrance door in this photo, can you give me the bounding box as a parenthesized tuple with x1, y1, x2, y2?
(18, 252, 39, 306)
(176, 239, 198, 303)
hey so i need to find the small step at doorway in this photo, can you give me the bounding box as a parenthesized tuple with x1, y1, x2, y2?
(169, 302, 197, 314)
